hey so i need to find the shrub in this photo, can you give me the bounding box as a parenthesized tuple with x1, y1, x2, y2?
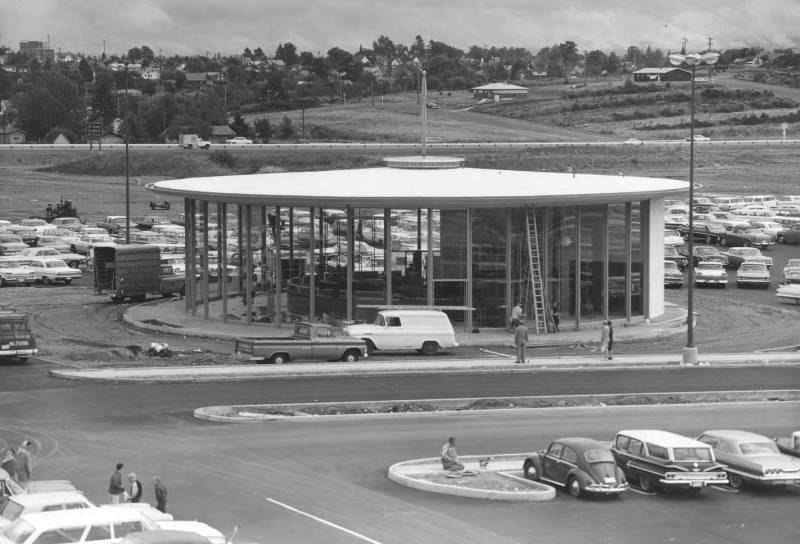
(209, 150, 236, 169)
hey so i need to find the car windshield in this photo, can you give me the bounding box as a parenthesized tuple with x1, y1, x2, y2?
(664, 230, 680, 237)
(786, 260, 800, 268)
(45, 260, 69, 268)
(739, 441, 779, 455)
(664, 262, 678, 270)
(697, 263, 721, 270)
(672, 447, 712, 461)
(696, 248, 716, 255)
(0, 499, 23, 522)
(664, 247, 678, 256)
(4, 519, 35, 544)
(584, 448, 615, 463)
(740, 263, 766, 272)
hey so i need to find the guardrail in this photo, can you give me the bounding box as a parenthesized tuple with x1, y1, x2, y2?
(2, 139, 800, 151)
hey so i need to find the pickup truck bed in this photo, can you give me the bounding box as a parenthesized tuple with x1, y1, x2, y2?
(235, 322, 367, 364)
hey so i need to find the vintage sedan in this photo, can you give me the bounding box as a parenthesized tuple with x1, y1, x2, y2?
(749, 220, 784, 239)
(694, 261, 728, 288)
(25, 258, 82, 285)
(723, 246, 773, 269)
(777, 224, 800, 244)
(0, 259, 35, 287)
(783, 258, 800, 284)
(0, 234, 28, 256)
(522, 437, 628, 497)
(736, 262, 771, 288)
(691, 245, 728, 268)
(696, 430, 800, 489)
(720, 225, 774, 248)
(72, 233, 116, 255)
(776, 283, 800, 305)
(0, 468, 78, 505)
(678, 222, 726, 244)
(611, 430, 728, 493)
(0, 491, 94, 530)
(18, 247, 86, 269)
(664, 245, 688, 271)
(663, 261, 684, 288)
(0, 226, 37, 246)
(663, 229, 685, 247)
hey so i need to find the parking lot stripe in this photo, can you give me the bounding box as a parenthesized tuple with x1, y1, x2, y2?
(628, 488, 657, 496)
(266, 497, 385, 544)
(710, 485, 739, 493)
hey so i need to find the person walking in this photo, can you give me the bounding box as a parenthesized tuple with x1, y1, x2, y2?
(1, 448, 17, 481)
(551, 303, 560, 333)
(153, 476, 168, 513)
(514, 319, 529, 364)
(509, 301, 523, 332)
(15, 441, 33, 482)
(606, 321, 614, 360)
(108, 463, 126, 504)
(127, 473, 142, 503)
(600, 321, 610, 359)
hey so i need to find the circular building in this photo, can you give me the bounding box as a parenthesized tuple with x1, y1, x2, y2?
(147, 156, 686, 334)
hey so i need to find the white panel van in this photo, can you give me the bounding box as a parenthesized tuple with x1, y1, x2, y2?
(344, 309, 458, 355)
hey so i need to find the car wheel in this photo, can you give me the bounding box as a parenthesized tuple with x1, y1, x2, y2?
(64, 278, 72, 285)
(568, 477, 583, 498)
(18, 357, 28, 363)
(70, 245, 77, 252)
(340, 349, 360, 363)
(720, 238, 728, 246)
(68, 260, 79, 268)
(777, 234, 784, 243)
(728, 473, 745, 489)
(269, 353, 288, 365)
(522, 460, 538, 481)
(705, 235, 712, 244)
(42, 276, 50, 285)
(421, 341, 439, 356)
(639, 474, 656, 492)
(363, 340, 376, 356)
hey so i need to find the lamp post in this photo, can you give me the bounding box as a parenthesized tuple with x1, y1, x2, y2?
(668, 50, 719, 365)
(110, 60, 140, 244)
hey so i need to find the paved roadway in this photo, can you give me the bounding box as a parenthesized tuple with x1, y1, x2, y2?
(2, 360, 799, 543)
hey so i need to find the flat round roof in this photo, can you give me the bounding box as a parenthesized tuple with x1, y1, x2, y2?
(147, 166, 688, 208)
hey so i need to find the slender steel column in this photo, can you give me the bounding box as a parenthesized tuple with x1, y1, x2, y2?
(384, 208, 392, 306)
(201, 201, 209, 320)
(346, 205, 354, 320)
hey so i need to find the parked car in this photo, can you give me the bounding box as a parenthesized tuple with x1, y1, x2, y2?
(18, 247, 85, 269)
(722, 247, 773, 269)
(749, 220, 784, 239)
(25, 257, 82, 285)
(0, 468, 78, 506)
(119, 531, 213, 544)
(136, 216, 172, 231)
(696, 430, 800, 489)
(690, 245, 728, 268)
(225, 136, 253, 144)
(663, 261, 684, 288)
(0, 226, 37, 246)
(685, 134, 711, 142)
(0, 235, 29, 256)
(776, 283, 800, 305)
(343, 309, 458, 355)
(783, 258, 800, 284)
(19, 218, 52, 236)
(694, 261, 728, 288)
(72, 233, 116, 255)
(664, 245, 688, 271)
(720, 225, 774, 248)
(0, 507, 156, 544)
(610, 430, 728, 493)
(708, 211, 742, 229)
(0, 259, 35, 287)
(522, 437, 628, 497)
(0, 491, 94, 530)
(663, 229, 685, 247)
(736, 262, 771, 288)
(777, 224, 800, 244)
(678, 222, 726, 244)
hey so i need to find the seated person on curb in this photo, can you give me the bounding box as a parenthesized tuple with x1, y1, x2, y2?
(441, 436, 465, 471)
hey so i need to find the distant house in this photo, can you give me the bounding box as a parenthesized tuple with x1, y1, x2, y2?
(210, 125, 235, 144)
(184, 72, 223, 86)
(471, 82, 528, 102)
(633, 67, 691, 83)
(0, 124, 26, 144)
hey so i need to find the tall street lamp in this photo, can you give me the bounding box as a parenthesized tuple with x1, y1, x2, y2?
(110, 60, 141, 244)
(668, 50, 719, 365)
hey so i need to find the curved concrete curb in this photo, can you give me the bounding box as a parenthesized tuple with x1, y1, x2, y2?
(193, 390, 800, 423)
(387, 455, 555, 501)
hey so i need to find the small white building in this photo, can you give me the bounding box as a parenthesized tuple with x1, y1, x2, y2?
(471, 82, 528, 102)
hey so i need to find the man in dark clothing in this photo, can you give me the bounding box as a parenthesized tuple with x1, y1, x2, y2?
(514, 320, 529, 363)
(153, 476, 168, 513)
(108, 463, 125, 504)
(127, 473, 142, 503)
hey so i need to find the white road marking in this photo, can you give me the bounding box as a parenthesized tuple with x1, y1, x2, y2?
(266, 497, 385, 544)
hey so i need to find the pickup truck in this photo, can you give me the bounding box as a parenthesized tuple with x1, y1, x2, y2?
(234, 322, 367, 364)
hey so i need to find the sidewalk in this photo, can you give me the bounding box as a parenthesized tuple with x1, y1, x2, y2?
(123, 296, 689, 348)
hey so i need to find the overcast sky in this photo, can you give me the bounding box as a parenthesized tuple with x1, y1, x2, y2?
(2, 1, 798, 58)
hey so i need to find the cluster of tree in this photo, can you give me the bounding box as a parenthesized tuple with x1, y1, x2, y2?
(0, 38, 794, 143)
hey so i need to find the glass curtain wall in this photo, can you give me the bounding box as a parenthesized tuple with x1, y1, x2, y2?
(435, 209, 468, 327)
(471, 208, 508, 328)
(608, 203, 628, 318)
(579, 205, 605, 320)
(546, 207, 577, 326)
(631, 203, 643, 315)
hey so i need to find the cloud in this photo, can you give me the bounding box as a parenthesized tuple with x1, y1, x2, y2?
(1, 0, 796, 57)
